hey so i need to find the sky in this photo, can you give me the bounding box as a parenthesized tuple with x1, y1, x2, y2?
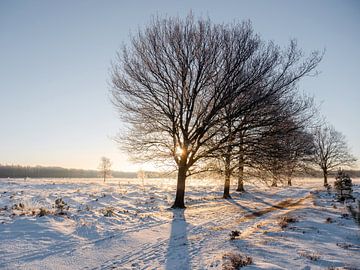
(0, 0, 359, 171)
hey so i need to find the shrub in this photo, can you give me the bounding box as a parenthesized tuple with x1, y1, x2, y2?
(278, 215, 298, 229)
(222, 252, 253, 270)
(336, 242, 352, 249)
(12, 203, 25, 210)
(334, 169, 353, 201)
(54, 198, 69, 215)
(102, 208, 114, 217)
(38, 208, 51, 217)
(299, 250, 320, 261)
(229, 230, 241, 240)
(325, 217, 333, 223)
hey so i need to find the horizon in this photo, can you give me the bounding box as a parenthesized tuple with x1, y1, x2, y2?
(1, 163, 360, 176)
(1, 0, 359, 170)
(0, 163, 150, 173)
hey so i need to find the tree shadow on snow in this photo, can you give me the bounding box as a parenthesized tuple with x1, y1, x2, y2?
(226, 197, 253, 213)
(246, 194, 279, 208)
(165, 209, 191, 270)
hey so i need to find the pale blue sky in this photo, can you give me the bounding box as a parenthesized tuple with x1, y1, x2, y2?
(0, 0, 359, 171)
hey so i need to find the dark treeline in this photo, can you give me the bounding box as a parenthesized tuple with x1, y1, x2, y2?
(294, 168, 360, 179)
(340, 170, 360, 178)
(0, 165, 138, 179)
(1, 164, 358, 179)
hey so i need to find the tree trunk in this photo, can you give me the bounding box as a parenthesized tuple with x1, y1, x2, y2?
(323, 169, 328, 186)
(172, 163, 187, 208)
(223, 121, 233, 199)
(236, 153, 245, 192)
(223, 154, 231, 199)
(271, 176, 277, 187)
(287, 171, 292, 186)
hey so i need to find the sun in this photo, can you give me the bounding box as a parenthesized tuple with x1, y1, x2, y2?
(176, 146, 184, 157)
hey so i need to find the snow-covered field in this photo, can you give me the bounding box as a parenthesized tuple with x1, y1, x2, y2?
(0, 177, 359, 270)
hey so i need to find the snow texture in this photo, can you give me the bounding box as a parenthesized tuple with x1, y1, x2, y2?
(0, 177, 359, 269)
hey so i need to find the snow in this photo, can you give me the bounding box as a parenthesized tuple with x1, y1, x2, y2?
(0, 177, 359, 269)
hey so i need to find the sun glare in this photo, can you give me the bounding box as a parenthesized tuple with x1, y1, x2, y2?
(176, 146, 184, 157)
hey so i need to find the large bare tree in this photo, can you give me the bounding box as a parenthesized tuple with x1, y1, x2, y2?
(111, 15, 321, 208)
(312, 124, 356, 186)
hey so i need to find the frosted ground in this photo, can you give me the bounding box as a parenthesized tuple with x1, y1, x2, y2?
(0, 177, 359, 270)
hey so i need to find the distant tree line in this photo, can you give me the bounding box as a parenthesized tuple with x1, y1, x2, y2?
(0, 165, 141, 179)
(1, 164, 357, 180)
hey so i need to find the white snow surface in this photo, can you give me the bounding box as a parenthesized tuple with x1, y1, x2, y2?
(0, 177, 359, 270)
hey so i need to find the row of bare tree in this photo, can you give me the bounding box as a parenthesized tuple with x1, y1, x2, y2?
(110, 15, 356, 208)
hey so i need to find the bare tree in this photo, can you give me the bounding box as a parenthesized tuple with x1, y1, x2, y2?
(240, 92, 316, 188)
(214, 36, 321, 197)
(312, 124, 356, 186)
(99, 157, 112, 182)
(281, 129, 314, 186)
(111, 15, 322, 208)
(257, 122, 314, 187)
(216, 89, 317, 196)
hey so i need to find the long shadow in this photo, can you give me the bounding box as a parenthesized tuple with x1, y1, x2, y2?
(226, 197, 253, 213)
(227, 195, 308, 220)
(165, 209, 191, 270)
(234, 190, 299, 209)
(229, 192, 276, 211)
(247, 194, 280, 208)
